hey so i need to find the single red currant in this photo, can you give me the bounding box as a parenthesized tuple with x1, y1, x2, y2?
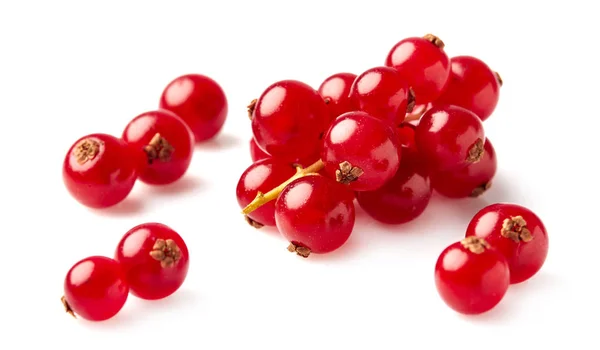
(122, 110, 194, 185)
(385, 34, 450, 104)
(63, 133, 138, 209)
(396, 121, 417, 150)
(431, 138, 497, 198)
(415, 104, 485, 172)
(465, 203, 549, 284)
(236, 158, 297, 227)
(62, 256, 129, 321)
(275, 175, 355, 257)
(249, 138, 271, 162)
(435, 237, 510, 315)
(251, 80, 329, 163)
(434, 56, 502, 121)
(349, 66, 413, 125)
(356, 150, 431, 224)
(115, 223, 190, 300)
(321, 111, 401, 191)
(318, 72, 357, 121)
(159, 73, 228, 142)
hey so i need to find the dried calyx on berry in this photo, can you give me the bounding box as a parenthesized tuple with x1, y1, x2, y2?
(501, 216, 533, 243)
(74, 138, 101, 165)
(144, 133, 174, 164)
(150, 238, 183, 268)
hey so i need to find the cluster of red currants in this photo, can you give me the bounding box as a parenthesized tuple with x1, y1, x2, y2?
(62, 73, 228, 209)
(236, 33, 549, 315)
(62, 223, 189, 321)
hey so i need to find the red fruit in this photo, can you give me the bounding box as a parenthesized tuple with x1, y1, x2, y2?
(415, 104, 485, 172)
(275, 175, 355, 257)
(435, 237, 510, 315)
(115, 223, 190, 300)
(318, 72, 357, 121)
(465, 203, 549, 284)
(321, 111, 401, 191)
(159, 74, 228, 142)
(122, 110, 194, 185)
(431, 138, 497, 198)
(251, 80, 329, 163)
(63, 133, 138, 209)
(249, 138, 271, 162)
(385, 34, 450, 104)
(236, 158, 297, 227)
(356, 151, 431, 224)
(434, 56, 501, 121)
(396, 122, 417, 150)
(62, 256, 129, 321)
(350, 66, 413, 125)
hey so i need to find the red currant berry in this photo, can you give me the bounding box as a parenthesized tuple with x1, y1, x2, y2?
(275, 175, 355, 257)
(385, 34, 450, 103)
(159, 74, 228, 142)
(396, 121, 417, 149)
(321, 111, 401, 191)
(63, 134, 138, 208)
(435, 237, 510, 315)
(465, 203, 549, 284)
(122, 110, 194, 185)
(236, 158, 297, 227)
(249, 138, 271, 162)
(318, 72, 357, 121)
(349, 66, 414, 125)
(434, 56, 502, 121)
(251, 80, 329, 163)
(415, 104, 485, 172)
(62, 256, 129, 321)
(115, 223, 190, 300)
(431, 138, 497, 198)
(356, 150, 431, 224)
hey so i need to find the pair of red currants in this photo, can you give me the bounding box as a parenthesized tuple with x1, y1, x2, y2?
(62, 223, 189, 321)
(62, 73, 227, 209)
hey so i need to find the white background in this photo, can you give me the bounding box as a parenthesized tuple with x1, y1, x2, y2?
(1, 0, 598, 349)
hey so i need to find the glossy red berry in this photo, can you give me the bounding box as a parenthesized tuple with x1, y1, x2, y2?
(251, 80, 329, 163)
(321, 111, 401, 191)
(249, 138, 271, 162)
(63, 133, 138, 209)
(356, 150, 431, 224)
(122, 110, 194, 185)
(465, 203, 549, 284)
(415, 104, 485, 172)
(275, 175, 355, 257)
(236, 158, 297, 227)
(349, 66, 413, 125)
(159, 73, 228, 142)
(396, 122, 417, 149)
(318, 72, 357, 121)
(434, 56, 502, 121)
(62, 256, 129, 321)
(385, 34, 450, 104)
(431, 138, 497, 198)
(435, 237, 510, 315)
(115, 223, 189, 300)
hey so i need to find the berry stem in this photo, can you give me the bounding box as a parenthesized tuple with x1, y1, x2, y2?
(61, 296, 76, 319)
(242, 159, 325, 215)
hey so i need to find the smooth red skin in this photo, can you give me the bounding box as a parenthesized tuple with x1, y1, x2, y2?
(415, 105, 485, 172)
(115, 223, 189, 300)
(275, 175, 355, 254)
(159, 74, 228, 142)
(356, 150, 432, 224)
(396, 122, 417, 149)
(321, 111, 401, 191)
(250, 138, 271, 162)
(251, 80, 329, 163)
(350, 66, 410, 125)
(236, 158, 297, 226)
(434, 56, 500, 121)
(122, 110, 194, 185)
(431, 138, 497, 198)
(465, 203, 549, 284)
(435, 241, 510, 315)
(63, 133, 138, 209)
(63, 256, 129, 321)
(385, 37, 450, 104)
(318, 72, 357, 122)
